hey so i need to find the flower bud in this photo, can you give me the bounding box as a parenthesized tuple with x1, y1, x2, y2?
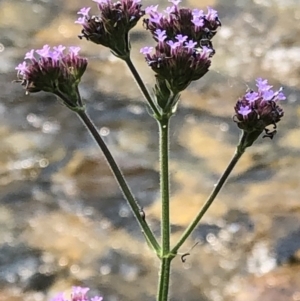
(76, 0, 145, 58)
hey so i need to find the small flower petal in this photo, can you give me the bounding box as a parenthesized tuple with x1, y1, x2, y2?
(140, 46, 153, 54)
(155, 29, 167, 42)
(206, 6, 218, 21)
(36, 45, 51, 57)
(245, 91, 259, 103)
(15, 62, 28, 75)
(185, 39, 197, 50)
(175, 34, 188, 44)
(256, 77, 272, 91)
(24, 49, 35, 60)
(238, 105, 252, 116)
(77, 7, 91, 16)
(146, 5, 159, 14)
(262, 90, 275, 101)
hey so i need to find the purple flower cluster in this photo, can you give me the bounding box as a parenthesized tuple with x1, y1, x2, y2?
(141, 0, 221, 103)
(15, 45, 87, 104)
(140, 32, 213, 94)
(76, 0, 144, 58)
(143, 2, 220, 46)
(51, 287, 103, 301)
(234, 78, 285, 139)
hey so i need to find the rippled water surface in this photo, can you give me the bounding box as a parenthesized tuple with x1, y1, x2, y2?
(0, 0, 300, 300)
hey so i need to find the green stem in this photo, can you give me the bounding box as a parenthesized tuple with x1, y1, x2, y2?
(172, 133, 247, 254)
(77, 110, 161, 254)
(159, 117, 171, 255)
(156, 116, 172, 301)
(124, 56, 161, 119)
(157, 257, 172, 301)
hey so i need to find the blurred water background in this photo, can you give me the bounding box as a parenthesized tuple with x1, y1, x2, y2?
(0, 0, 300, 300)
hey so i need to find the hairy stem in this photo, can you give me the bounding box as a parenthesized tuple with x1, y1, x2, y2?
(156, 115, 173, 301)
(125, 56, 161, 119)
(172, 133, 247, 254)
(159, 117, 171, 255)
(157, 257, 172, 301)
(77, 110, 161, 254)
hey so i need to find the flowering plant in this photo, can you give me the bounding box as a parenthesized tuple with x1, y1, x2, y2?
(15, 0, 285, 300)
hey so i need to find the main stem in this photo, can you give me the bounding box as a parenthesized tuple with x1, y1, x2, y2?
(159, 117, 171, 254)
(157, 257, 172, 301)
(172, 143, 245, 254)
(77, 110, 160, 254)
(157, 115, 172, 301)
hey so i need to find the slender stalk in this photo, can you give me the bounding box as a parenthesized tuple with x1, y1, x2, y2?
(159, 116, 171, 255)
(156, 116, 172, 301)
(75, 86, 83, 107)
(157, 257, 172, 301)
(172, 135, 247, 254)
(124, 56, 161, 119)
(77, 110, 161, 254)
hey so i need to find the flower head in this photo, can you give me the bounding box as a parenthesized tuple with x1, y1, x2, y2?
(141, 3, 220, 111)
(15, 45, 87, 109)
(234, 78, 285, 142)
(51, 287, 103, 301)
(76, 0, 145, 58)
(143, 5, 221, 47)
(141, 41, 212, 95)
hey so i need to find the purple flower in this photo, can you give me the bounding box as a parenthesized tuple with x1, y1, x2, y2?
(256, 77, 273, 91)
(143, 4, 221, 48)
(24, 49, 35, 60)
(164, 6, 175, 15)
(245, 91, 259, 103)
(51, 287, 103, 301)
(71, 287, 90, 301)
(146, 5, 159, 14)
(185, 39, 197, 50)
(36, 44, 51, 57)
(277, 90, 286, 101)
(15, 45, 87, 108)
(141, 35, 212, 100)
(141, 2, 220, 108)
(155, 29, 167, 42)
(175, 34, 188, 44)
(53, 45, 66, 54)
(192, 8, 204, 18)
(192, 17, 204, 28)
(77, 7, 91, 17)
(234, 78, 285, 140)
(206, 7, 218, 22)
(166, 40, 180, 51)
(15, 62, 28, 75)
(140, 46, 153, 54)
(238, 105, 252, 116)
(149, 12, 163, 24)
(76, 0, 145, 58)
